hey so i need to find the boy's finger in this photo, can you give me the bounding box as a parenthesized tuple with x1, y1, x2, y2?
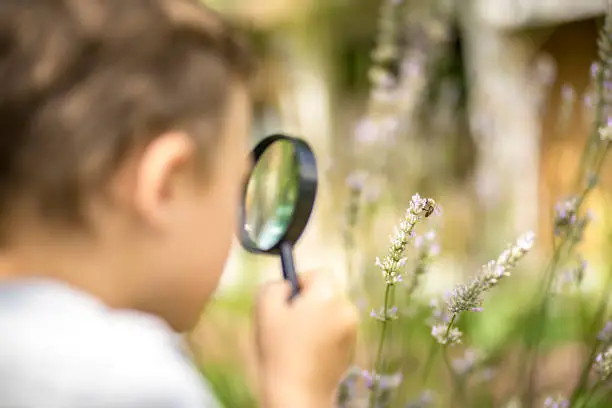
(297, 270, 339, 300)
(296, 269, 332, 288)
(256, 280, 292, 310)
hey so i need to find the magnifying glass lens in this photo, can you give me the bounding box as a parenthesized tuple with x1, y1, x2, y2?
(239, 134, 318, 299)
(244, 139, 299, 251)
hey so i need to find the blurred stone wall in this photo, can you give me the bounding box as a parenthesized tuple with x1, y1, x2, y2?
(459, 0, 607, 261)
(212, 0, 612, 290)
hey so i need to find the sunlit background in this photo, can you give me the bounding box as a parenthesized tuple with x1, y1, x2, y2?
(189, 1, 612, 407)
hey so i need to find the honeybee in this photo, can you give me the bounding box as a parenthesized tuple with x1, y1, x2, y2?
(423, 199, 437, 218)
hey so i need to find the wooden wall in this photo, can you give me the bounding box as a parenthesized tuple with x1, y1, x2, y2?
(538, 17, 611, 257)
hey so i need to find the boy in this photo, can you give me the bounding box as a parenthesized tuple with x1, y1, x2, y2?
(0, 1, 358, 407)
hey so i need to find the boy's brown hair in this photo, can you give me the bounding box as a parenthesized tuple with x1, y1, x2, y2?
(0, 0, 253, 230)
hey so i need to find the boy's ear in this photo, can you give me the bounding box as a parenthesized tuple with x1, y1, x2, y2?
(133, 132, 195, 229)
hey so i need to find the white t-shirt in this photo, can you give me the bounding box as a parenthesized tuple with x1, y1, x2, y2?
(0, 279, 222, 408)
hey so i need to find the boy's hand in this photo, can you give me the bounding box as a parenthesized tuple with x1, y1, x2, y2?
(254, 271, 358, 408)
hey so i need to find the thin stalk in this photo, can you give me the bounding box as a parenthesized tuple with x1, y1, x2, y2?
(576, 59, 605, 190)
(584, 385, 611, 408)
(576, 382, 599, 408)
(442, 347, 467, 407)
(522, 147, 608, 401)
(400, 263, 421, 358)
(421, 343, 438, 385)
(570, 254, 612, 403)
(369, 284, 393, 408)
(422, 313, 457, 383)
(344, 189, 361, 288)
(523, 232, 582, 402)
(373, 285, 391, 371)
(577, 383, 604, 408)
(570, 340, 601, 406)
(576, 6, 612, 189)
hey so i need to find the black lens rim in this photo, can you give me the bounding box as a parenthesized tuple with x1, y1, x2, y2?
(238, 133, 318, 255)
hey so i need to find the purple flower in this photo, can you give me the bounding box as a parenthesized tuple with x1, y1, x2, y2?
(370, 306, 399, 321)
(451, 349, 480, 376)
(406, 390, 435, 408)
(599, 321, 612, 343)
(361, 370, 375, 389)
(553, 197, 578, 236)
(544, 396, 569, 408)
(378, 372, 402, 390)
(346, 171, 368, 191)
(401, 57, 423, 78)
(364, 184, 382, 203)
(591, 62, 601, 78)
(361, 370, 403, 391)
(561, 84, 575, 102)
(354, 119, 380, 144)
(337, 367, 362, 405)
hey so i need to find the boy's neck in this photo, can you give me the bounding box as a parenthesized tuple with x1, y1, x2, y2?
(0, 231, 141, 311)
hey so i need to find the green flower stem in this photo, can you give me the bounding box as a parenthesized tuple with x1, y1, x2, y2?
(405, 253, 427, 297)
(421, 343, 438, 385)
(574, 376, 600, 408)
(570, 342, 601, 406)
(442, 346, 467, 407)
(396, 271, 426, 406)
(576, 382, 604, 408)
(343, 189, 361, 284)
(576, 58, 605, 190)
(373, 284, 392, 371)
(522, 223, 584, 401)
(422, 313, 457, 384)
(570, 257, 612, 404)
(586, 387, 611, 408)
(522, 151, 608, 401)
(401, 263, 422, 350)
(444, 314, 458, 342)
(521, 245, 565, 402)
(576, 6, 612, 190)
(369, 283, 393, 408)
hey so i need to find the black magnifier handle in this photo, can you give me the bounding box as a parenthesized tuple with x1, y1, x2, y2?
(279, 241, 300, 300)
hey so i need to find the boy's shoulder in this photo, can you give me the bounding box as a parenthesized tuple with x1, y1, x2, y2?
(0, 280, 220, 408)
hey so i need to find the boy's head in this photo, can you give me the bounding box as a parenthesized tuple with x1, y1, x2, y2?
(0, 0, 254, 331)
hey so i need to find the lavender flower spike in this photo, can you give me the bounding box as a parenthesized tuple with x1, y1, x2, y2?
(447, 231, 535, 315)
(598, 321, 612, 343)
(594, 346, 612, 381)
(375, 193, 438, 285)
(543, 396, 569, 408)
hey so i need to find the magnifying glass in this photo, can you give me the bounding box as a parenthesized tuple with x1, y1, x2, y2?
(238, 134, 318, 299)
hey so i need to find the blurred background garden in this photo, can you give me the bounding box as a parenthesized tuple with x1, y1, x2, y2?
(191, 0, 612, 406)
